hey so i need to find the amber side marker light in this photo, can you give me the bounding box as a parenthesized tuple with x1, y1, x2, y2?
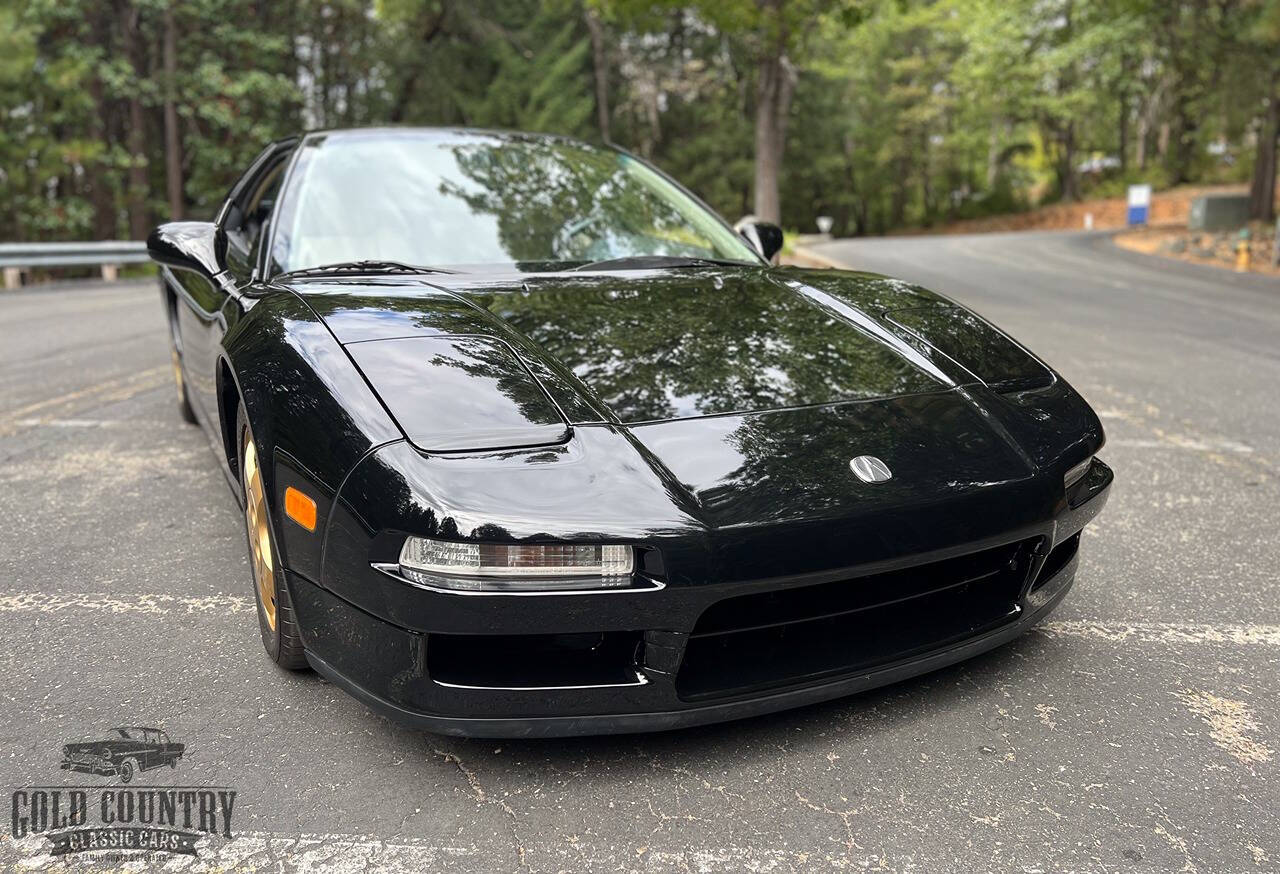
(284, 487, 317, 531)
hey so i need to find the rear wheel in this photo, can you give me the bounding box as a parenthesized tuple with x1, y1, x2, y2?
(170, 346, 198, 425)
(237, 406, 308, 670)
(166, 303, 198, 425)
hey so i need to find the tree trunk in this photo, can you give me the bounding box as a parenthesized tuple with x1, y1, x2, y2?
(388, 5, 448, 123)
(1060, 121, 1079, 201)
(638, 72, 662, 157)
(751, 0, 795, 224)
(1249, 82, 1279, 222)
(120, 1, 150, 240)
(920, 130, 934, 219)
(889, 155, 908, 228)
(1117, 53, 1130, 174)
(986, 119, 1001, 188)
(1136, 110, 1148, 170)
(1169, 94, 1197, 185)
(162, 4, 184, 219)
(87, 76, 118, 239)
(753, 52, 795, 224)
(1118, 90, 1128, 173)
(585, 7, 610, 143)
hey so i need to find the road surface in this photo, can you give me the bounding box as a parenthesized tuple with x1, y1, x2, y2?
(1, 233, 1276, 871)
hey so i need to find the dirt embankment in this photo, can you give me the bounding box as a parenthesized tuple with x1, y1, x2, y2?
(931, 184, 1257, 234)
(1115, 224, 1279, 276)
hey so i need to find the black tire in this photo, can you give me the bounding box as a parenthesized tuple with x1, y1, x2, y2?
(117, 759, 135, 784)
(167, 309, 198, 425)
(236, 405, 308, 670)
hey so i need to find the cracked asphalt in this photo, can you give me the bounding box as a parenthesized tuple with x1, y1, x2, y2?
(1, 232, 1277, 872)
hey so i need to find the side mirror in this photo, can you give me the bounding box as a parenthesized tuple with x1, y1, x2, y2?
(146, 221, 225, 278)
(735, 219, 784, 263)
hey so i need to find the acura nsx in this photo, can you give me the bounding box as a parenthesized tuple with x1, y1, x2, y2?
(147, 128, 1111, 737)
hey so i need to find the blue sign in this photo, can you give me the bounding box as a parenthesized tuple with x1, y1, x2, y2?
(1127, 184, 1152, 226)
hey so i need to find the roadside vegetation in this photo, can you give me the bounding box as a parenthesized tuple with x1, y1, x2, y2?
(2, 0, 1277, 244)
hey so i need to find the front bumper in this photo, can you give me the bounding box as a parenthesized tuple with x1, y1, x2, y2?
(61, 759, 116, 777)
(289, 459, 1111, 737)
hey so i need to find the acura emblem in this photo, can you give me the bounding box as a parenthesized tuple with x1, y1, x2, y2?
(850, 455, 892, 483)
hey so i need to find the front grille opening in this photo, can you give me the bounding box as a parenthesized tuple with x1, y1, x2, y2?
(676, 539, 1037, 701)
(1031, 532, 1081, 592)
(429, 631, 643, 689)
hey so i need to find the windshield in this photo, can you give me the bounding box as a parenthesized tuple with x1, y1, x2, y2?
(269, 130, 759, 273)
(114, 729, 133, 740)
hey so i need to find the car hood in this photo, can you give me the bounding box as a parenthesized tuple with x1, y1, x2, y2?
(304, 267, 1104, 581)
(290, 266, 1000, 433)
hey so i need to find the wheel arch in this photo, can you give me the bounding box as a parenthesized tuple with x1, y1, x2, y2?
(217, 357, 242, 484)
(219, 289, 402, 583)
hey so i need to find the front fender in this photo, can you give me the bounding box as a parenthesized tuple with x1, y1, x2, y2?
(220, 290, 402, 581)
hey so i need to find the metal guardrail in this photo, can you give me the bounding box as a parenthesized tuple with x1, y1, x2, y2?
(0, 241, 149, 288)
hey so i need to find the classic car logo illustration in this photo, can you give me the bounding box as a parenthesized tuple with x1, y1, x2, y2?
(849, 455, 893, 483)
(61, 726, 185, 784)
(9, 728, 235, 859)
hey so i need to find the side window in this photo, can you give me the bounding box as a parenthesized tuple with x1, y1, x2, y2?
(224, 159, 288, 283)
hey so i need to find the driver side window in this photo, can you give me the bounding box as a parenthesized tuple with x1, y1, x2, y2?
(224, 160, 288, 284)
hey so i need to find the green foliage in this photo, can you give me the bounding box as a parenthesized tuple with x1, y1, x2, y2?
(462, 8, 595, 136)
(2, 0, 1276, 242)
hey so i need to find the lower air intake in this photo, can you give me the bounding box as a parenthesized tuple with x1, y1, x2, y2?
(676, 538, 1038, 701)
(429, 631, 643, 689)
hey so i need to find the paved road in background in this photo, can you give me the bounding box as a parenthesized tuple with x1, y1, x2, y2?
(1, 234, 1277, 871)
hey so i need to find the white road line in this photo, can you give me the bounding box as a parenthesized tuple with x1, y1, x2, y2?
(13, 418, 121, 428)
(1175, 689, 1275, 767)
(1037, 620, 1280, 647)
(1107, 436, 1256, 454)
(0, 592, 253, 616)
(0, 592, 1277, 649)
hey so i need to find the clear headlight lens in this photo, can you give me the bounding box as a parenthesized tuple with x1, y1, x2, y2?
(398, 538, 634, 592)
(1064, 456, 1093, 489)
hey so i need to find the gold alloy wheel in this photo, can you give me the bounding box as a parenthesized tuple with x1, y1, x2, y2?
(243, 436, 277, 631)
(170, 347, 184, 400)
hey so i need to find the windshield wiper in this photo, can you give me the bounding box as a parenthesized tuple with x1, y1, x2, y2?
(276, 260, 457, 279)
(570, 255, 756, 271)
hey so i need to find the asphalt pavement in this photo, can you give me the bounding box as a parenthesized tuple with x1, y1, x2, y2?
(1, 233, 1277, 872)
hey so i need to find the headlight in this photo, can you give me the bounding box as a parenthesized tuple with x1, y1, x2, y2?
(1064, 457, 1093, 489)
(397, 538, 634, 592)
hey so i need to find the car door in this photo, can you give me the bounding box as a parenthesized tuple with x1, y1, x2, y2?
(168, 139, 296, 423)
(135, 730, 154, 769)
(169, 261, 230, 422)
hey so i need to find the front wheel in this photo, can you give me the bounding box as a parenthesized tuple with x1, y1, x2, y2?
(117, 759, 135, 784)
(237, 405, 308, 670)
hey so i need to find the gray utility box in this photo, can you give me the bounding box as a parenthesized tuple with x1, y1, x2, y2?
(1188, 194, 1250, 231)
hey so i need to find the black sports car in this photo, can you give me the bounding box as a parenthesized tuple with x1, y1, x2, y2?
(147, 128, 1111, 737)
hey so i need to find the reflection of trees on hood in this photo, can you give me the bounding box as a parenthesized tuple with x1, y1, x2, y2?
(474, 275, 935, 423)
(424, 336, 565, 429)
(699, 409, 885, 523)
